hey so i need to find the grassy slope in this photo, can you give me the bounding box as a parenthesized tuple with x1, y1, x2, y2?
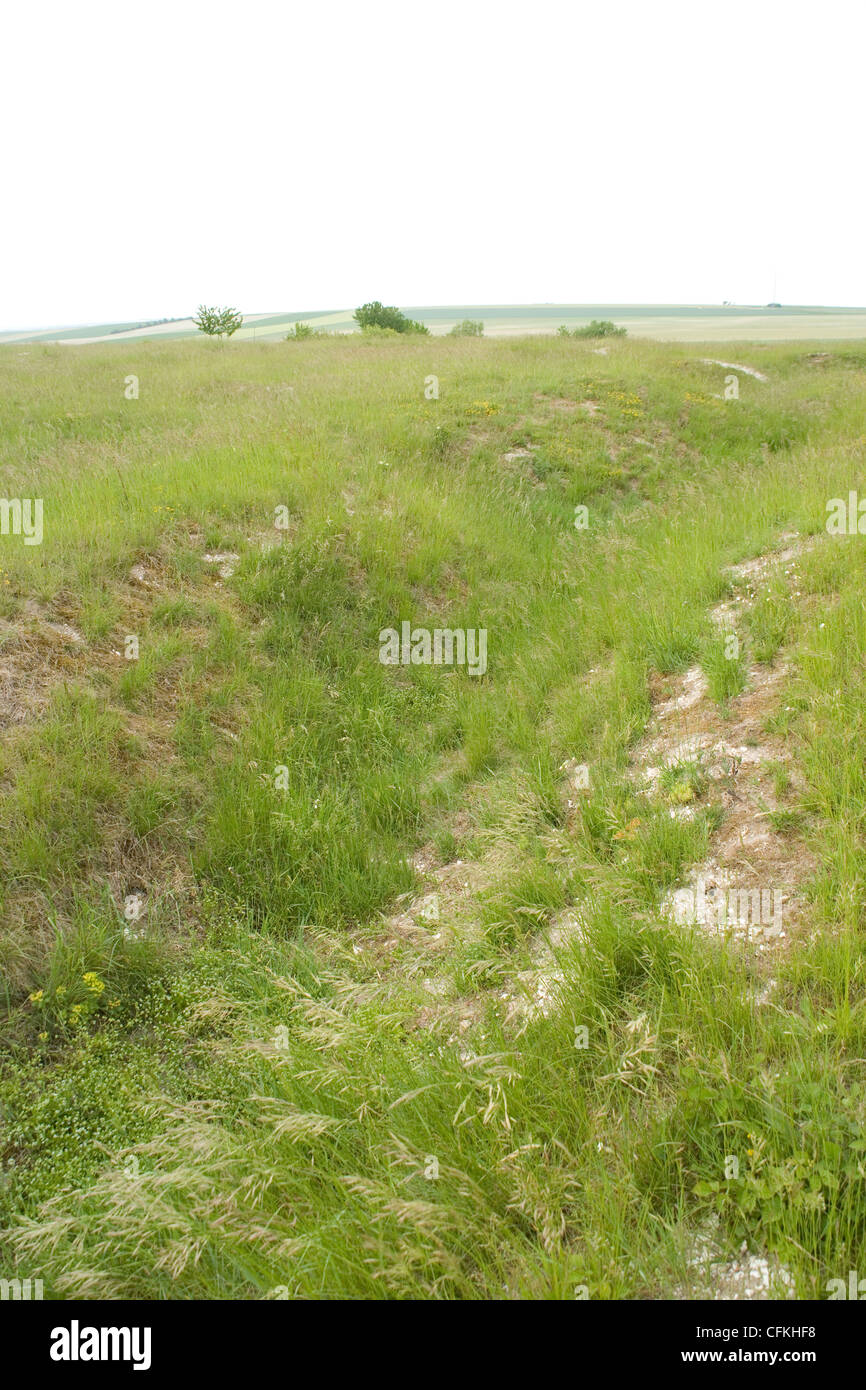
(1, 335, 866, 1298)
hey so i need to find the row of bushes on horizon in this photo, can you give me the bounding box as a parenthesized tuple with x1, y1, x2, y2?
(193, 302, 626, 343)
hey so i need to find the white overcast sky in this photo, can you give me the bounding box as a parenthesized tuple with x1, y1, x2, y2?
(3, 0, 865, 329)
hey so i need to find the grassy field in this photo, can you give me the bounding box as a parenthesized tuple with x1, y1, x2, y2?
(5, 303, 866, 345)
(1, 332, 866, 1299)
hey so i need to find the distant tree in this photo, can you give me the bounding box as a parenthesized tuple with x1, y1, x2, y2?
(353, 301, 429, 335)
(559, 319, 626, 339)
(580, 319, 625, 338)
(354, 301, 402, 331)
(448, 319, 484, 336)
(193, 305, 243, 339)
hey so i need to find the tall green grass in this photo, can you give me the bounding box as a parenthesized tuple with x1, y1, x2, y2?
(1, 335, 866, 1297)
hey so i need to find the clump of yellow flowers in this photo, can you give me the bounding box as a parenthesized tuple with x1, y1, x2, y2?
(28, 972, 108, 1031)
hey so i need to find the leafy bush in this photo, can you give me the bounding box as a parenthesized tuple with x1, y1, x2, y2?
(353, 301, 429, 334)
(193, 306, 243, 339)
(558, 320, 626, 339)
(285, 321, 321, 340)
(448, 319, 484, 336)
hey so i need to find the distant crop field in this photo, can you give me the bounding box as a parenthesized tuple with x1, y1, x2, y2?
(4, 303, 866, 345)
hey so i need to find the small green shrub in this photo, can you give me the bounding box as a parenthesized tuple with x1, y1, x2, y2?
(353, 301, 429, 334)
(285, 321, 321, 340)
(559, 320, 626, 339)
(192, 305, 243, 339)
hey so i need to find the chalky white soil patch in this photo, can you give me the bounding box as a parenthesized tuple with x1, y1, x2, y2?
(497, 750, 601, 1027)
(721, 531, 816, 591)
(676, 1220, 795, 1300)
(501, 446, 539, 463)
(345, 836, 496, 1042)
(502, 905, 588, 1030)
(203, 551, 239, 580)
(700, 359, 769, 383)
(353, 820, 589, 1044)
(129, 560, 161, 588)
(635, 535, 817, 949)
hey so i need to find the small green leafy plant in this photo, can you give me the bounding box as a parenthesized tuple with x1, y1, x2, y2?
(193, 305, 243, 339)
